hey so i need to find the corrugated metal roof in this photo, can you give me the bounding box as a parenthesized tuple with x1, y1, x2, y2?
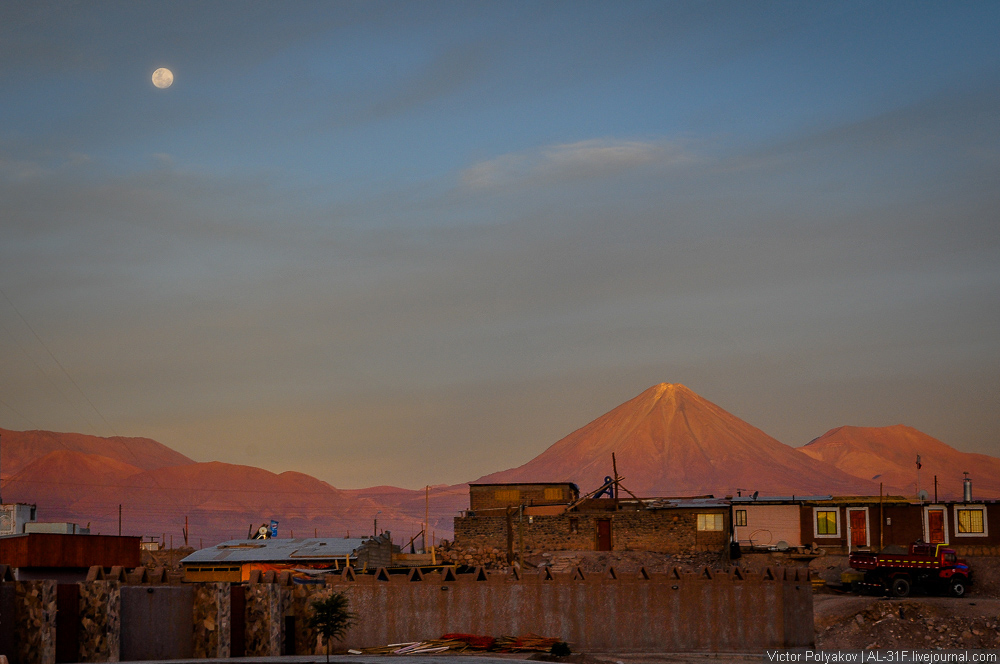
(181, 537, 370, 565)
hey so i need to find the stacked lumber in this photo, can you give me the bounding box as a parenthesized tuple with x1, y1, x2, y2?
(495, 633, 561, 652)
(346, 632, 562, 655)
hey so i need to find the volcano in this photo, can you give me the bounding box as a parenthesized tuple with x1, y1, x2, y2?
(799, 425, 1000, 499)
(475, 383, 876, 497)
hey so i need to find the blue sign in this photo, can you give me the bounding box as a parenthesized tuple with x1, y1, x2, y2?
(269, 520, 278, 538)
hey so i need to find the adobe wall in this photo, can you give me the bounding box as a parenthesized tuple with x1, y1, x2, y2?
(317, 566, 813, 652)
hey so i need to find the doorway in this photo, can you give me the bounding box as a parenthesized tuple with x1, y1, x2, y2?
(596, 519, 612, 551)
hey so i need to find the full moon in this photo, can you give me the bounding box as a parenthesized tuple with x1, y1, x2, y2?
(152, 68, 174, 89)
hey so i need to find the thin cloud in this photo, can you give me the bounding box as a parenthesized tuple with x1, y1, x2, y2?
(460, 138, 694, 189)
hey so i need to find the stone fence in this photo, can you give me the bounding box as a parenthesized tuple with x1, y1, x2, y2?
(0, 566, 813, 664)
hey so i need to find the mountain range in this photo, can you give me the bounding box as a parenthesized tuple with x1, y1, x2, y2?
(2, 383, 995, 545)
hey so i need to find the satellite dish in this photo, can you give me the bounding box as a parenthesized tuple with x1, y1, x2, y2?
(255, 525, 269, 539)
(775, 540, 790, 551)
(752, 491, 759, 501)
(917, 490, 929, 501)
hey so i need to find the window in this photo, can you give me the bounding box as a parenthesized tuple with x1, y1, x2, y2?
(734, 509, 747, 527)
(955, 507, 987, 537)
(568, 518, 579, 534)
(816, 510, 838, 536)
(543, 487, 564, 501)
(494, 489, 520, 502)
(697, 513, 723, 531)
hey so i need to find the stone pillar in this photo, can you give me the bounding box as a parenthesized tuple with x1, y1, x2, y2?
(192, 583, 231, 658)
(78, 581, 121, 662)
(15, 581, 56, 664)
(244, 584, 282, 656)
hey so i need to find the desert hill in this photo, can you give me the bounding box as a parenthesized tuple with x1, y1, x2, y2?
(0, 427, 193, 478)
(475, 383, 877, 497)
(2, 456, 426, 544)
(799, 425, 1000, 499)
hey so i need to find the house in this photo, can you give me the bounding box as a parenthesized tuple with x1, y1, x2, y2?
(731, 495, 1000, 554)
(180, 533, 397, 582)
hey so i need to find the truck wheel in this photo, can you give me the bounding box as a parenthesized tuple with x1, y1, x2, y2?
(891, 578, 911, 597)
(949, 580, 966, 598)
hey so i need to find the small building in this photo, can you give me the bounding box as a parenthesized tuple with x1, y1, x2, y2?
(0, 532, 141, 582)
(181, 533, 397, 583)
(0, 503, 37, 536)
(468, 482, 580, 513)
(455, 482, 730, 556)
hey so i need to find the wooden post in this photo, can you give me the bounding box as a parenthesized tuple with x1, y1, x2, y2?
(423, 485, 429, 553)
(118, 504, 122, 536)
(505, 507, 514, 564)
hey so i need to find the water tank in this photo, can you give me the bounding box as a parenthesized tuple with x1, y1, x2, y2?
(963, 475, 972, 502)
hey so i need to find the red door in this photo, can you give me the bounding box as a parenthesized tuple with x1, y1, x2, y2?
(928, 510, 945, 543)
(849, 510, 867, 547)
(596, 519, 612, 551)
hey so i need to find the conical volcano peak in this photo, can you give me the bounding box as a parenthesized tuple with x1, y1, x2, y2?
(475, 383, 874, 497)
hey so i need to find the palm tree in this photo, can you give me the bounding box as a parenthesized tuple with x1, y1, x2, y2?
(307, 591, 356, 662)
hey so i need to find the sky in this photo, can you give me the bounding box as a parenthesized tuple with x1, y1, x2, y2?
(1, 1, 998, 490)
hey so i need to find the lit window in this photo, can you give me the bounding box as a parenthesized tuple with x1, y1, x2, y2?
(494, 489, 520, 502)
(957, 509, 984, 534)
(697, 513, 723, 531)
(816, 510, 838, 535)
(543, 488, 564, 501)
(735, 510, 747, 527)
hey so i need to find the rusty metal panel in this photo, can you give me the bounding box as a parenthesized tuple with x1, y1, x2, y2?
(0, 534, 140, 570)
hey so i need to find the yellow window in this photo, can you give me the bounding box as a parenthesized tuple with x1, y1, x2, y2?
(543, 487, 564, 501)
(816, 510, 838, 535)
(494, 489, 520, 502)
(957, 509, 984, 534)
(697, 513, 723, 531)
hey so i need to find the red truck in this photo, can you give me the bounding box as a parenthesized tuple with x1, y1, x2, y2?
(848, 542, 973, 597)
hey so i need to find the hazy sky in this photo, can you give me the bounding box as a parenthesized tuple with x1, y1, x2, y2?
(2, 1, 998, 489)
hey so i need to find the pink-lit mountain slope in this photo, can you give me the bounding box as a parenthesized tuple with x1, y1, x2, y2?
(0, 427, 193, 478)
(475, 383, 877, 498)
(798, 425, 1000, 499)
(2, 455, 424, 544)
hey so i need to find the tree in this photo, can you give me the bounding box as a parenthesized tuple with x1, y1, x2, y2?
(307, 591, 356, 662)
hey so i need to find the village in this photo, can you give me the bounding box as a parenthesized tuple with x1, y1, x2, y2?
(1, 469, 998, 663)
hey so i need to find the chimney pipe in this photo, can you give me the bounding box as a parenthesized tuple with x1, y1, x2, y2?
(963, 472, 972, 502)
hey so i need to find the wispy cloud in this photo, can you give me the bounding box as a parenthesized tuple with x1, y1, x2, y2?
(460, 138, 693, 189)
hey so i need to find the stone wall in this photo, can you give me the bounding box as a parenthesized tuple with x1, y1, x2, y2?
(78, 581, 120, 662)
(14, 580, 56, 664)
(191, 582, 230, 658)
(244, 582, 282, 656)
(451, 508, 728, 565)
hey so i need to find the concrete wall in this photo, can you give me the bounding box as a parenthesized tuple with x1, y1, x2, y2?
(120, 586, 194, 661)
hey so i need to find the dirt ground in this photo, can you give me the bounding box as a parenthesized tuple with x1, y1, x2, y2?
(804, 554, 1000, 650)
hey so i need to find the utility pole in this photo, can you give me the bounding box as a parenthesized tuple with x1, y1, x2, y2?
(423, 485, 429, 553)
(934, 475, 938, 503)
(118, 504, 122, 536)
